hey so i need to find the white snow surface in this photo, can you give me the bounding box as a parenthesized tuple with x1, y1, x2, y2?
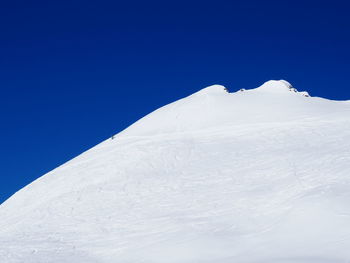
(1, 80, 350, 262)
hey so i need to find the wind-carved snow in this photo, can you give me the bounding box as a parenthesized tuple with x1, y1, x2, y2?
(1, 80, 350, 263)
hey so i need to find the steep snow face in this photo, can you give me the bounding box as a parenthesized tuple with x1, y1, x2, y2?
(1, 80, 350, 263)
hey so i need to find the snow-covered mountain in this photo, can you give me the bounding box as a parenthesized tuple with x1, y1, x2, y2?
(1, 80, 350, 263)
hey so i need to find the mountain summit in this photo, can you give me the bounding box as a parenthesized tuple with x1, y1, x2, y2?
(1, 80, 350, 263)
(118, 80, 334, 137)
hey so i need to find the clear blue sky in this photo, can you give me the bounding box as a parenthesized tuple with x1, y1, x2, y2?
(1, 0, 349, 204)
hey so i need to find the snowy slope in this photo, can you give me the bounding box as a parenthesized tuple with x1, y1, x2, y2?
(1, 80, 350, 263)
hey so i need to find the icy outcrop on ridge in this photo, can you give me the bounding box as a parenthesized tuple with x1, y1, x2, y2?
(1, 80, 350, 263)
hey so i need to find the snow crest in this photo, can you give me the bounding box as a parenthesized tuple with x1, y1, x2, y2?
(193, 84, 229, 95)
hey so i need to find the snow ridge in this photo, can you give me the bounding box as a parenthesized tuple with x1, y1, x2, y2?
(1, 80, 350, 263)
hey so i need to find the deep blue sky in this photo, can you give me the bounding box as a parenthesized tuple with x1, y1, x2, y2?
(1, 0, 349, 204)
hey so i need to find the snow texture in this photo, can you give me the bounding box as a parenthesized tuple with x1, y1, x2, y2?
(1, 80, 350, 262)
